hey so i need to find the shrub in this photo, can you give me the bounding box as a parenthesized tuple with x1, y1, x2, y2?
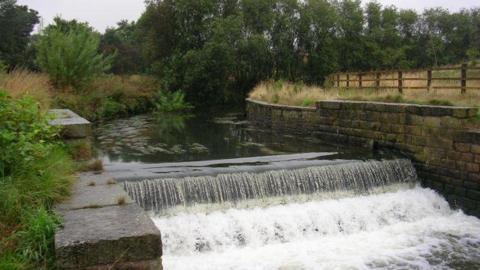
(154, 90, 193, 112)
(427, 99, 453, 106)
(0, 90, 73, 269)
(301, 98, 315, 107)
(0, 91, 58, 177)
(35, 21, 113, 90)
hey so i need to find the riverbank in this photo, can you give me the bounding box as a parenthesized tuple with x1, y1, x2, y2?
(246, 98, 480, 217)
(249, 80, 480, 115)
(0, 92, 75, 269)
(0, 70, 159, 122)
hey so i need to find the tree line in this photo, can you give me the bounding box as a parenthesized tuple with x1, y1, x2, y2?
(1, 0, 480, 105)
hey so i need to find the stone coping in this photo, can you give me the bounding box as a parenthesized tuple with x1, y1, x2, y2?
(49, 109, 90, 126)
(48, 109, 91, 138)
(247, 98, 478, 118)
(245, 98, 317, 111)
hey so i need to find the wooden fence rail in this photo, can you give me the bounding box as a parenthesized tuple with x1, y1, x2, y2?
(328, 64, 480, 94)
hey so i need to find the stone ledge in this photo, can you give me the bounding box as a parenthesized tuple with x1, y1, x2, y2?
(55, 204, 162, 270)
(49, 109, 91, 138)
(314, 100, 477, 118)
(56, 184, 134, 212)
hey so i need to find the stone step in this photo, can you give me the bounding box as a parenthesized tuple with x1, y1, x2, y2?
(55, 173, 162, 270)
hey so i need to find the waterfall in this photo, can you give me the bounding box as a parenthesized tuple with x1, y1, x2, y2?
(124, 159, 417, 212)
(153, 187, 480, 270)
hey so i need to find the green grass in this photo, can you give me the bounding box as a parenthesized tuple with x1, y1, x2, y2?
(0, 91, 74, 269)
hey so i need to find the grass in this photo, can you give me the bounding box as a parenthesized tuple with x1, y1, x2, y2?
(249, 80, 480, 108)
(0, 70, 158, 122)
(0, 69, 52, 110)
(0, 92, 75, 269)
(0, 147, 74, 269)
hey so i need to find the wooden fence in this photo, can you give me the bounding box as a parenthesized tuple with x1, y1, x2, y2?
(328, 64, 480, 94)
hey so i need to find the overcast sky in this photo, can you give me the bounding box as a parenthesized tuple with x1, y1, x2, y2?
(17, 0, 480, 33)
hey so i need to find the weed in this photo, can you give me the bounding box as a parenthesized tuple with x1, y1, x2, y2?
(117, 196, 126, 205)
(106, 179, 116, 185)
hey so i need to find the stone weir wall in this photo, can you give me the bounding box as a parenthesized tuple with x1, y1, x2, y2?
(246, 99, 480, 216)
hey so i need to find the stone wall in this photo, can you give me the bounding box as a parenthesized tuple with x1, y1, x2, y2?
(246, 99, 480, 216)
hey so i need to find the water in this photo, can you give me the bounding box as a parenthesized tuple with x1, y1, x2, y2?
(124, 159, 417, 212)
(95, 110, 480, 269)
(94, 109, 393, 165)
(152, 187, 480, 270)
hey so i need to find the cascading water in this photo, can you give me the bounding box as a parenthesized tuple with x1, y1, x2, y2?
(124, 159, 417, 212)
(153, 188, 480, 270)
(122, 158, 480, 269)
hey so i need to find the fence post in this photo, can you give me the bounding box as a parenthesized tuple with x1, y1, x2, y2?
(398, 71, 403, 94)
(461, 64, 467, 94)
(359, 73, 363, 89)
(337, 74, 340, 88)
(427, 69, 432, 92)
(375, 72, 380, 91)
(346, 73, 350, 88)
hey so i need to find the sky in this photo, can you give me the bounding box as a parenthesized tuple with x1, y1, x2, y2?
(17, 0, 480, 33)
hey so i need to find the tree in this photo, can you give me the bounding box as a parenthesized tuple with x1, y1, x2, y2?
(101, 20, 145, 74)
(35, 17, 113, 90)
(0, 0, 39, 69)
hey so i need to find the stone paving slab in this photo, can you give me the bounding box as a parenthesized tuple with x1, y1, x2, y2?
(56, 184, 134, 211)
(55, 204, 162, 269)
(49, 109, 91, 138)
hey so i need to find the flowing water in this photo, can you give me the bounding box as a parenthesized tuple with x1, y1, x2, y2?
(95, 110, 480, 269)
(152, 187, 480, 270)
(124, 159, 417, 212)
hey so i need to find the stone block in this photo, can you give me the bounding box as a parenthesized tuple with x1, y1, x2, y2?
(423, 117, 442, 128)
(440, 117, 462, 129)
(465, 181, 480, 190)
(55, 204, 162, 270)
(455, 143, 471, 153)
(319, 101, 342, 110)
(404, 125, 423, 136)
(49, 109, 91, 139)
(405, 114, 424, 125)
(467, 189, 480, 201)
(466, 162, 480, 173)
(471, 145, 480, 154)
(56, 184, 134, 212)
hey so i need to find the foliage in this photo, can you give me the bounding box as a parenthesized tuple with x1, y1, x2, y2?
(100, 20, 146, 74)
(35, 17, 114, 90)
(0, 91, 58, 177)
(250, 81, 479, 107)
(0, 0, 39, 69)
(0, 90, 74, 269)
(52, 74, 157, 121)
(154, 90, 193, 112)
(137, 0, 480, 106)
(0, 69, 52, 109)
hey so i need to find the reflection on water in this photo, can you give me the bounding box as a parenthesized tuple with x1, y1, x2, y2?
(95, 108, 384, 165)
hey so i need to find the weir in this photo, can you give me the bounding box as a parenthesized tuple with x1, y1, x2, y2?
(124, 158, 417, 212)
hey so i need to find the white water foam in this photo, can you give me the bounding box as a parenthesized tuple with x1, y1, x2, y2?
(152, 187, 480, 270)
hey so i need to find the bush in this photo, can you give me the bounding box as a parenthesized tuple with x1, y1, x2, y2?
(0, 90, 74, 269)
(35, 20, 113, 90)
(0, 91, 58, 177)
(154, 90, 193, 113)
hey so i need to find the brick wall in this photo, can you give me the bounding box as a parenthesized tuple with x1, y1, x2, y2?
(246, 99, 480, 216)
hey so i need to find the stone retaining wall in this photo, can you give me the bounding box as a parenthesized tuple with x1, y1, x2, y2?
(247, 99, 480, 216)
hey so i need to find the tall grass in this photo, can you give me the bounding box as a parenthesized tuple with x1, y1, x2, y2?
(0, 91, 74, 269)
(249, 80, 480, 107)
(54, 74, 158, 121)
(0, 69, 52, 110)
